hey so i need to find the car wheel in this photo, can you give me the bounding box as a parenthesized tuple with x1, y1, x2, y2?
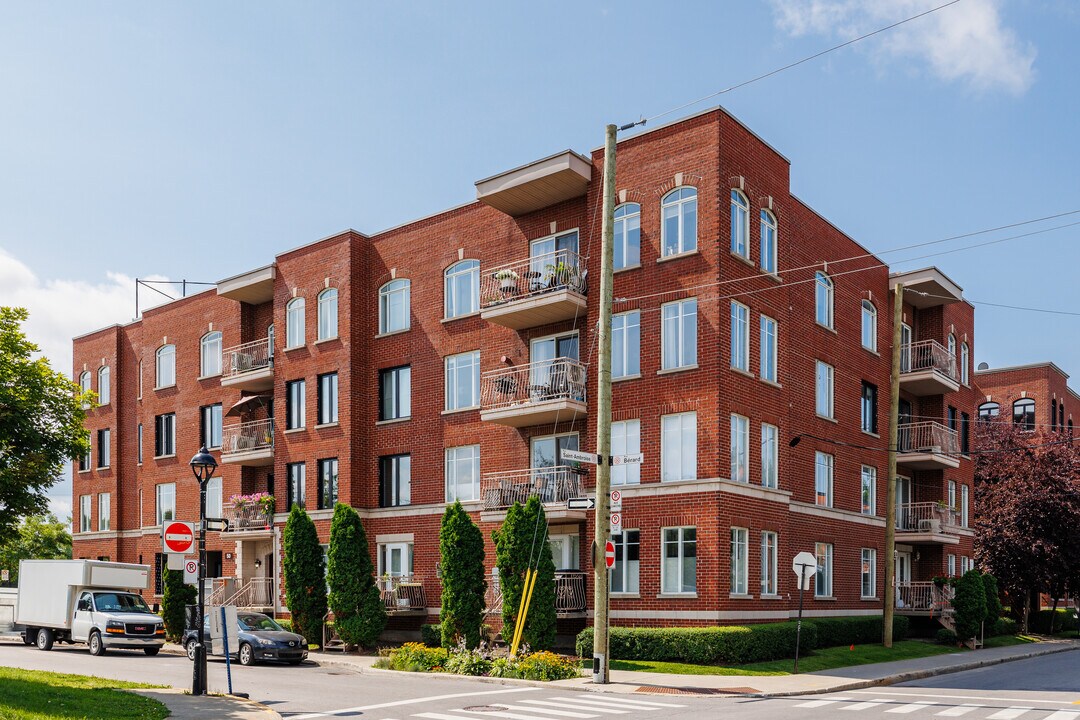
(185, 639, 198, 661)
(88, 631, 106, 656)
(238, 642, 255, 666)
(144, 647, 160, 657)
(36, 628, 54, 651)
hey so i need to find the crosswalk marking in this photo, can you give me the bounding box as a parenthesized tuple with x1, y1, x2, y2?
(520, 700, 630, 715)
(546, 697, 686, 709)
(886, 701, 937, 714)
(936, 705, 984, 717)
(986, 709, 1034, 720)
(451, 710, 574, 720)
(843, 699, 892, 711)
(795, 698, 853, 708)
(1043, 712, 1080, 720)
(488, 705, 599, 718)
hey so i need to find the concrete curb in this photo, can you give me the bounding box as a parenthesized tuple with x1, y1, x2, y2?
(310, 656, 569, 690)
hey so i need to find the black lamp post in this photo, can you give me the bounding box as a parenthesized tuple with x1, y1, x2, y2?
(189, 446, 217, 696)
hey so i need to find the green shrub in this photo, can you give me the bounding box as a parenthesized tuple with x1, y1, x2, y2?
(443, 646, 493, 676)
(990, 617, 1018, 636)
(420, 623, 442, 647)
(1030, 609, 1079, 634)
(982, 574, 1003, 624)
(283, 506, 328, 647)
(935, 628, 959, 645)
(277, 619, 293, 632)
(160, 567, 196, 642)
(440, 501, 486, 649)
(493, 497, 556, 651)
(326, 503, 385, 648)
(811, 615, 909, 647)
(952, 570, 988, 641)
(488, 651, 579, 680)
(381, 642, 450, 672)
(575, 622, 816, 665)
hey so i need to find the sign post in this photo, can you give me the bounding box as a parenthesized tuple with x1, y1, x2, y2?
(791, 551, 818, 674)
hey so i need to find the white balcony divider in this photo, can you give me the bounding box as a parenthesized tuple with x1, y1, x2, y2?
(895, 501, 957, 532)
(223, 337, 272, 378)
(480, 249, 587, 308)
(898, 420, 959, 455)
(222, 419, 274, 454)
(480, 465, 584, 511)
(900, 339, 958, 379)
(480, 358, 586, 412)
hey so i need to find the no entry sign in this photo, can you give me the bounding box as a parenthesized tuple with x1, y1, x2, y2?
(163, 521, 195, 555)
(604, 540, 616, 569)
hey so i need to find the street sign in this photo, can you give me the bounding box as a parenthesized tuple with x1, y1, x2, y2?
(560, 448, 600, 465)
(167, 553, 186, 571)
(610, 512, 622, 529)
(1, 569, 8, 582)
(183, 560, 199, 585)
(609, 490, 622, 512)
(611, 453, 644, 465)
(792, 551, 817, 591)
(567, 497, 596, 511)
(205, 518, 230, 532)
(163, 521, 195, 554)
(604, 540, 616, 569)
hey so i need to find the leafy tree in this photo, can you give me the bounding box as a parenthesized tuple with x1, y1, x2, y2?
(492, 496, 556, 651)
(283, 506, 327, 647)
(326, 503, 384, 648)
(0, 307, 91, 545)
(161, 568, 196, 642)
(952, 569, 988, 641)
(0, 513, 72, 583)
(439, 501, 486, 648)
(982, 573, 1003, 625)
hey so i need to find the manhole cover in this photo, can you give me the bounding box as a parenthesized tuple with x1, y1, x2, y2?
(462, 706, 508, 713)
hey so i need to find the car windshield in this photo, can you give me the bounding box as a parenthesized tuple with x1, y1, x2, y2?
(93, 592, 153, 614)
(238, 613, 283, 632)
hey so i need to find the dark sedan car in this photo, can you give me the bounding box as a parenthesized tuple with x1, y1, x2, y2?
(183, 612, 308, 666)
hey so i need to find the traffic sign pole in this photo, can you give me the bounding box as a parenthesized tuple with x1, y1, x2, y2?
(795, 565, 806, 674)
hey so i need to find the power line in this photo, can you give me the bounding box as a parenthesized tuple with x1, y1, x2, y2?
(910, 291, 1080, 318)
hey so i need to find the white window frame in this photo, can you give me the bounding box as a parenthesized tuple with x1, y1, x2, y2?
(660, 187, 698, 257)
(861, 548, 877, 599)
(815, 271, 834, 329)
(760, 209, 777, 274)
(156, 344, 175, 388)
(661, 526, 697, 594)
(611, 419, 641, 486)
(97, 366, 110, 405)
(961, 342, 969, 385)
(155, 483, 175, 526)
(286, 379, 306, 430)
(730, 189, 750, 259)
(445, 445, 481, 502)
(379, 278, 411, 334)
(815, 541, 833, 598)
(730, 301, 749, 372)
(612, 310, 641, 379)
(444, 259, 480, 319)
(761, 423, 778, 489)
(815, 361, 834, 419)
(861, 300, 877, 352)
(200, 331, 222, 377)
(80, 495, 91, 533)
(445, 351, 480, 411)
(286, 297, 306, 349)
(379, 366, 411, 421)
(947, 553, 956, 577)
(815, 451, 834, 507)
(377, 542, 414, 578)
(317, 288, 338, 341)
(761, 530, 778, 596)
(98, 492, 110, 531)
(207, 477, 222, 520)
(79, 371, 91, 408)
(948, 479, 957, 511)
(961, 484, 969, 528)
(760, 315, 777, 383)
(730, 414, 749, 483)
(610, 529, 640, 595)
(613, 203, 641, 270)
(661, 411, 697, 482)
(661, 298, 697, 370)
(730, 527, 749, 595)
(861, 465, 877, 515)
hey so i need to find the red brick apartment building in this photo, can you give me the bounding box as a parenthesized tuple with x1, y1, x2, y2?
(71, 108, 977, 635)
(975, 361, 1078, 436)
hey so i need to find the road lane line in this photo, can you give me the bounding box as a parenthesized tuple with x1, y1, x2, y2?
(936, 705, 983, 716)
(546, 696, 685, 709)
(284, 687, 541, 720)
(986, 709, 1034, 720)
(488, 705, 599, 718)
(795, 698, 853, 708)
(851, 691, 1073, 706)
(886, 701, 936, 714)
(1043, 712, 1080, 720)
(416, 714, 493, 720)
(842, 699, 892, 711)
(519, 700, 630, 714)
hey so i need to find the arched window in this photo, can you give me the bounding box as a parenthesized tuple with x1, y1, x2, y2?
(661, 187, 697, 257)
(861, 300, 877, 352)
(1052, 398, 1058, 432)
(286, 297, 305, 348)
(156, 344, 176, 388)
(1069, 418, 1074, 437)
(1013, 398, 1035, 431)
(730, 190, 749, 259)
(200, 331, 222, 377)
(444, 260, 480, 319)
(317, 288, 338, 341)
(613, 203, 641, 270)
(960, 342, 969, 385)
(760, 209, 777, 274)
(815, 271, 833, 328)
(379, 279, 411, 334)
(978, 401, 1000, 421)
(267, 324, 274, 359)
(1060, 403, 1065, 432)
(79, 371, 92, 408)
(97, 366, 110, 405)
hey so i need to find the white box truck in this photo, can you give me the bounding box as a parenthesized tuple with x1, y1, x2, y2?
(16, 560, 165, 656)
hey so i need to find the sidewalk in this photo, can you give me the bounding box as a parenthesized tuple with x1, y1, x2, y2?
(129, 688, 282, 719)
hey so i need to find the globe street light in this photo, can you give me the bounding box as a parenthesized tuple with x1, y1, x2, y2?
(189, 446, 217, 696)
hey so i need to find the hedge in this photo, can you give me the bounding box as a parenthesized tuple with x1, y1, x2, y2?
(1029, 609, 1078, 634)
(810, 615, 909, 647)
(575, 621, 817, 665)
(990, 617, 1017, 637)
(421, 623, 442, 647)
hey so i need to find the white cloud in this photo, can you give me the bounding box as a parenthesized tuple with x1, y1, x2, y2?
(770, 0, 1035, 95)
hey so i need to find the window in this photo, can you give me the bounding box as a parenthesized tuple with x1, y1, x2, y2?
(80, 495, 91, 532)
(445, 445, 480, 502)
(861, 381, 878, 434)
(861, 301, 877, 351)
(730, 414, 749, 483)
(155, 483, 175, 525)
(815, 451, 834, 507)
(613, 203, 641, 270)
(730, 190, 749, 259)
(156, 344, 176, 388)
(318, 458, 339, 510)
(761, 531, 778, 595)
(815, 542, 833, 597)
(207, 477, 222, 520)
(317, 288, 338, 341)
(947, 333, 956, 363)
(379, 366, 411, 421)
(200, 404, 223, 449)
(379, 279, 410, 334)
(948, 405, 958, 433)
(286, 297, 305, 348)
(815, 361, 834, 418)
(978, 401, 1000, 421)
(286, 379, 306, 430)
(661, 298, 697, 370)
(97, 428, 110, 468)
(380, 454, 411, 507)
(761, 423, 778, 488)
(445, 351, 480, 411)
(531, 433, 579, 470)
(444, 259, 480, 319)
(961, 412, 970, 454)
(961, 342, 969, 385)
(760, 209, 777, 274)
(815, 272, 833, 328)
(378, 542, 413, 578)
(961, 484, 969, 528)
(861, 465, 876, 515)
(137, 423, 143, 464)
(661, 527, 697, 594)
(137, 361, 143, 400)
(1013, 398, 1035, 431)
(948, 479, 957, 511)
(154, 413, 175, 457)
(612, 311, 641, 379)
(661, 187, 697, 257)
(200, 332, 222, 377)
(79, 442, 91, 472)
(1052, 398, 1058, 432)
(97, 493, 110, 531)
(661, 412, 697, 482)
(287, 462, 306, 510)
(947, 553, 956, 577)
(611, 420, 641, 486)
(730, 527, 749, 594)
(79, 371, 91, 407)
(610, 530, 640, 594)
(861, 548, 877, 599)
(730, 301, 749, 372)
(759, 315, 777, 383)
(267, 324, 274, 358)
(98, 366, 110, 405)
(318, 372, 339, 425)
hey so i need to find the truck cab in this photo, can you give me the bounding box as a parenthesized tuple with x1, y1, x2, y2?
(67, 590, 165, 655)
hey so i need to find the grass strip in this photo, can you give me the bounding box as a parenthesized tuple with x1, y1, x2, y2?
(0, 666, 168, 720)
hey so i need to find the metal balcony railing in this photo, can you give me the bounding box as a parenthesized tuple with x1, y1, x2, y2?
(555, 570, 587, 614)
(379, 575, 426, 613)
(481, 466, 584, 511)
(898, 421, 959, 455)
(896, 581, 954, 612)
(226, 577, 275, 608)
(224, 503, 274, 532)
(223, 338, 272, 379)
(480, 358, 586, 412)
(480, 249, 587, 308)
(895, 502, 958, 532)
(900, 340, 958, 380)
(222, 419, 274, 455)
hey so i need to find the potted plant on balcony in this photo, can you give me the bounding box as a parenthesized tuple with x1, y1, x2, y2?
(256, 493, 275, 521)
(493, 268, 519, 292)
(544, 261, 578, 290)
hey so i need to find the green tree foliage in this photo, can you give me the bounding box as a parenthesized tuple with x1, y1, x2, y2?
(0, 308, 91, 545)
(492, 496, 556, 651)
(952, 569, 988, 641)
(439, 501, 486, 648)
(982, 573, 1003, 624)
(283, 506, 327, 647)
(0, 513, 72, 583)
(160, 568, 196, 642)
(326, 503, 385, 648)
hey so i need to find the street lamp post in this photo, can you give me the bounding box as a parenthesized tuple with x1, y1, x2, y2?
(189, 446, 217, 696)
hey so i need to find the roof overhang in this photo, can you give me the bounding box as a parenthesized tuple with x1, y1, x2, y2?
(890, 267, 963, 308)
(217, 264, 276, 304)
(475, 150, 592, 216)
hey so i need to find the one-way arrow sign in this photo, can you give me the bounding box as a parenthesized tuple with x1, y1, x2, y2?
(567, 497, 596, 510)
(205, 517, 230, 532)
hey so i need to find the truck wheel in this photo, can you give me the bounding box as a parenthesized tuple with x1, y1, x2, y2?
(22, 630, 36, 646)
(35, 628, 54, 651)
(238, 642, 255, 666)
(88, 631, 106, 656)
(144, 647, 160, 657)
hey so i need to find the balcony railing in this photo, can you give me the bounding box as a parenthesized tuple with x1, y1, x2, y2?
(900, 340, 958, 380)
(481, 249, 587, 308)
(898, 421, 959, 455)
(481, 466, 584, 511)
(226, 577, 275, 608)
(379, 575, 426, 613)
(224, 503, 274, 532)
(223, 338, 272, 379)
(555, 570, 587, 615)
(896, 581, 954, 612)
(222, 419, 274, 455)
(895, 502, 958, 533)
(480, 358, 586, 412)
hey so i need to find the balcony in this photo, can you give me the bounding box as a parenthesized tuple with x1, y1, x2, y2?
(895, 502, 960, 545)
(217, 264, 276, 305)
(221, 338, 273, 391)
(223, 502, 274, 534)
(480, 249, 587, 330)
(896, 581, 954, 615)
(479, 358, 587, 428)
(900, 340, 960, 396)
(898, 421, 960, 470)
(379, 575, 427, 616)
(475, 150, 592, 217)
(221, 419, 274, 467)
(555, 570, 587, 617)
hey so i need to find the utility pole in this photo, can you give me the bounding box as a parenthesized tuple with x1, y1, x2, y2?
(883, 282, 904, 648)
(592, 123, 617, 684)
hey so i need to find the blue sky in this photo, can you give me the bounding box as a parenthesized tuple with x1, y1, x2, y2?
(1, 1, 1077, 514)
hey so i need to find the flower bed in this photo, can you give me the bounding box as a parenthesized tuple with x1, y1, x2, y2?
(374, 641, 579, 681)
